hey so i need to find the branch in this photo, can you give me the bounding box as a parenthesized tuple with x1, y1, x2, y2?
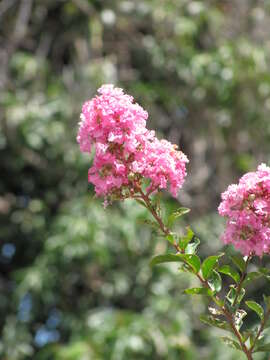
(137, 190, 253, 360)
(232, 255, 251, 307)
(250, 307, 270, 353)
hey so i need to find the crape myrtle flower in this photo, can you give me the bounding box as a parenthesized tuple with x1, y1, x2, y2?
(218, 164, 270, 256)
(77, 84, 188, 201)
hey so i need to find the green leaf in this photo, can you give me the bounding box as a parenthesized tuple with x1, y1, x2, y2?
(226, 285, 246, 308)
(167, 207, 190, 227)
(226, 286, 237, 306)
(185, 237, 200, 255)
(166, 234, 175, 245)
(246, 301, 264, 320)
(185, 287, 213, 296)
(237, 287, 246, 305)
(234, 309, 247, 330)
(202, 254, 224, 279)
(208, 270, 222, 293)
(218, 265, 240, 283)
(150, 253, 200, 273)
(253, 343, 270, 353)
(200, 314, 230, 331)
(182, 254, 201, 273)
(179, 227, 194, 251)
(230, 255, 246, 273)
(220, 336, 241, 350)
(150, 254, 184, 267)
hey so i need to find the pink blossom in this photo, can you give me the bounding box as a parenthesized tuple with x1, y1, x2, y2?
(77, 84, 148, 154)
(77, 84, 188, 200)
(87, 142, 129, 196)
(218, 164, 270, 256)
(132, 138, 189, 197)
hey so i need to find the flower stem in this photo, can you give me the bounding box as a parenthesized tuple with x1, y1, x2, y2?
(138, 190, 253, 360)
(136, 188, 181, 253)
(232, 255, 251, 308)
(250, 307, 270, 353)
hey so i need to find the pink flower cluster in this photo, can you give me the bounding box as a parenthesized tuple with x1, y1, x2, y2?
(77, 84, 188, 200)
(218, 164, 270, 256)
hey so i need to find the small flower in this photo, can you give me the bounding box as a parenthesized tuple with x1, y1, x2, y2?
(77, 84, 188, 201)
(218, 164, 270, 256)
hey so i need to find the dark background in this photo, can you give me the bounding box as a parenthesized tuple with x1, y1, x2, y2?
(1, 0, 270, 359)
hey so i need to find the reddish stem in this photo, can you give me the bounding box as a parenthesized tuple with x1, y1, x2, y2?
(138, 189, 253, 360)
(232, 255, 252, 308)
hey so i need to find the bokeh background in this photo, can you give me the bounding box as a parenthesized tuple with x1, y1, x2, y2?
(1, 0, 270, 359)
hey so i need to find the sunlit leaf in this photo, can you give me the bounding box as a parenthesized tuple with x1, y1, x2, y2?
(246, 301, 264, 320)
(185, 287, 213, 296)
(218, 265, 240, 283)
(202, 254, 224, 279)
(179, 227, 194, 251)
(150, 254, 185, 267)
(166, 233, 175, 245)
(234, 309, 247, 330)
(150, 253, 200, 273)
(183, 254, 201, 273)
(208, 270, 222, 293)
(185, 237, 200, 255)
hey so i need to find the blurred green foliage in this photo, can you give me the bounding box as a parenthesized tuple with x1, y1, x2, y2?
(1, 0, 270, 359)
